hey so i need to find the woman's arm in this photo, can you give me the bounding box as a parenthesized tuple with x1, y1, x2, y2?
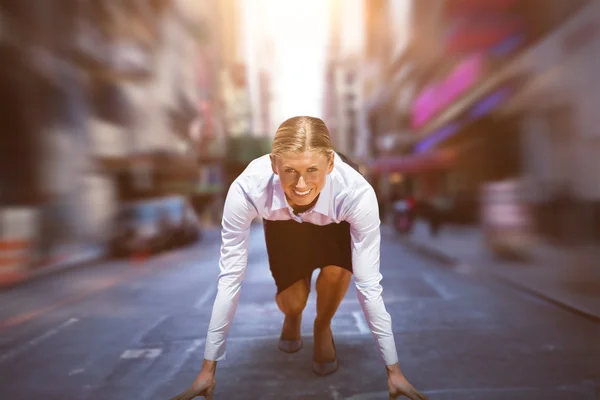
(172, 178, 258, 400)
(202, 181, 258, 369)
(346, 183, 427, 399)
(345, 184, 398, 366)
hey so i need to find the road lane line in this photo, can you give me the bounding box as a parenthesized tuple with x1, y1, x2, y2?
(121, 348, 163, 359)
(186, 338, 205, 353)
(0, 279, 119, 331)
(422, 272, 455, 300)
(194, 286, 216, 309)
(352, 311, 370, 334)
(68, 368, 85, 376)
(0, 264, 159, 331)
(329, 386, 344, 400)
(0, 318, 79, 364)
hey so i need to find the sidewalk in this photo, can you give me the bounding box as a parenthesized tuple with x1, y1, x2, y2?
(399, 220, 600, 321)
(0, 244, 105, 289)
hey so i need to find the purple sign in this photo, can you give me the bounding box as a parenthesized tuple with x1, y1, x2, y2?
(469, 87, 512, 119)
(411, 54, 484, 129)
(414, 123, 461, 154)
(414, 87, 513, 154)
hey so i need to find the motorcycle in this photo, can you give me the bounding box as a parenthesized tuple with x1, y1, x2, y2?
(391, 198, 416, 235)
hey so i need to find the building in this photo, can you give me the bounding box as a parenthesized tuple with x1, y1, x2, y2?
(360, 0, 445, 216)
(0, 1, 218, 273)
(512, 0, 600, 243)
(322, 0, 366, 158)
(363, 0, 595, 235)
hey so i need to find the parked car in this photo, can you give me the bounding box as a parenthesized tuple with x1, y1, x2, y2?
(109, 196, 200, 258)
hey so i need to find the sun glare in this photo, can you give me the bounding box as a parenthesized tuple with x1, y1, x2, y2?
(265, 0, 330, 122)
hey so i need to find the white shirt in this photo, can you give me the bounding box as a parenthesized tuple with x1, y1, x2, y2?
(204, 153, 398, 366)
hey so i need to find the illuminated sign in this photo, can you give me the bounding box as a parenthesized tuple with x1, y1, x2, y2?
(414, 123, 461, 154)
(411, 54, 484, 129)
(469, 87, 512, 119)
(414, 86, 513, 154)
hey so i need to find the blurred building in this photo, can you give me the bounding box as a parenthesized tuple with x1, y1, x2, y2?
(0, 1, 230, 271)
(360, 0, 444, 216)
(239, 0, 275, 137)
(363, 0, 598, 242)
(86, 1, 210, 236)
(323, 0, 366, 158)
(514, 0, 600, 243)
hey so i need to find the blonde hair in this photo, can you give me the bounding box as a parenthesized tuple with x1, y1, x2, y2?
(271, 116, 333, 158)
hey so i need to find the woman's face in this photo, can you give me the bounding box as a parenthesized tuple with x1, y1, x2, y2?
(271, 151, 334, 208)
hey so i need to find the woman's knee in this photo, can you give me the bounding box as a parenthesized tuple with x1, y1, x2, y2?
(317, 265, 352, 287)
(276, 279, 309, 316)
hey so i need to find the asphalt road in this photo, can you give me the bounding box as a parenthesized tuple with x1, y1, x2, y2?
(0, 224, 598, 399)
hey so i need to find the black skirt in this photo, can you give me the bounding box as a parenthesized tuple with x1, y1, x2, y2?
(263, 219, 353, 294)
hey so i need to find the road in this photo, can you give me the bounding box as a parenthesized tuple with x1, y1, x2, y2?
(0, 224, 598, 399)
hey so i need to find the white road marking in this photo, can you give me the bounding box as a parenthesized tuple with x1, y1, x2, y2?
(422, 272, 455, 300)
(68, 368, 85, 376)
(352, 311, 370, 334)
(329, 385, 344, 400)
(194, 286, 216, 309)
(186, 339, 205, 353)
(0, 318, 79, 364)
(120, 348, 162, 359)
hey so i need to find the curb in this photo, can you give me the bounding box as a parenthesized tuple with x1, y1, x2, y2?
(490, 272, 600, 324)
(0, 248, 105, 289)
(400, 237, 600, 324)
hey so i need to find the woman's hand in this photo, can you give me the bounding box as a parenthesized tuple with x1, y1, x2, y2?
(170, 360, 217, 400)
(386, 364, 428, 400)
(170, 375, 215, 400)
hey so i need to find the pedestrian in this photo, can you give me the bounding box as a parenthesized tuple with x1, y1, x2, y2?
(171, 116, 427, 400)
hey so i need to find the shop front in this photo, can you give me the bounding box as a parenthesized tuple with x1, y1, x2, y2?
(408, 55, 526, 221)
(509, 0, 600, 245)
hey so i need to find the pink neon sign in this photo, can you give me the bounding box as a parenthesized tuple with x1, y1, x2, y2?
(411, 54, 484, 129)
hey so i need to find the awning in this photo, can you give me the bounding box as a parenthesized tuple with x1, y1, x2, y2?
(368, 149, 457, 175)
(414, 53, 524, 141)
(413, 85, 515, 154)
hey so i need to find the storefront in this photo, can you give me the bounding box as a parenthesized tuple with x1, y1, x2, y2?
(510, 0, 600, 243)
(401, 50, 527, 224)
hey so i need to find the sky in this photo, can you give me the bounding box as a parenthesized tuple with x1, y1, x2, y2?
(260, 0, 331, 121)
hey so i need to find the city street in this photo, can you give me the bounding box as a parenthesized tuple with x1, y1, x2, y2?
(0, 225, 599, 400)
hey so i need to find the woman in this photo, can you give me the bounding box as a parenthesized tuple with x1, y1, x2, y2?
(172, 117, 427, 400)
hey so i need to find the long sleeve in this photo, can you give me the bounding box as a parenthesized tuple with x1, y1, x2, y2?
(345, 183, 398, 366)
(204, 180, 258, 361)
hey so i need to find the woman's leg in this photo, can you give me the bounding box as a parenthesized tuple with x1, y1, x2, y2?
(275, 277, 310, 340)
(314, 265, 352, 362)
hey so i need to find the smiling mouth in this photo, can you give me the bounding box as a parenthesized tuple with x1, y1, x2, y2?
(293, 189, 312, 197)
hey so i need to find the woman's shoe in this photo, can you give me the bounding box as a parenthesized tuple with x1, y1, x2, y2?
(278, 338, 303, 353)
(279, 315, 303, 353)
(312, 331, 338, 376)
(312, 357, 339, 376)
